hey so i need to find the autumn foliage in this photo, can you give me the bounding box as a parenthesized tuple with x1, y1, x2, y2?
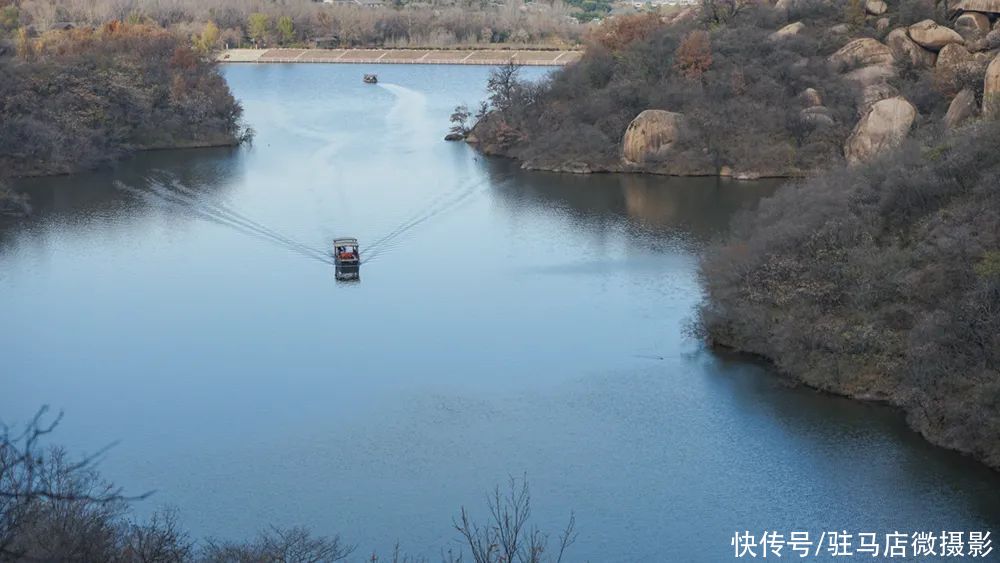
(0, 22, 245, 176)
(587, 13, 663, 51)
(673, 30, 713, 80)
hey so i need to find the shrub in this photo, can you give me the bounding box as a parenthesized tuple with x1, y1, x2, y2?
(472, 8, 858, 175)
(698, 120, 1000, 469)
(0, 23, 244, 177)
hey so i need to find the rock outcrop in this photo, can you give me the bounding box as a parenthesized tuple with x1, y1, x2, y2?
(860, 81, 900, 110)
(832, 38, 904, 112)
(887, 28, 937, 67)
(844, 96, 917, 165)
(866, 0, 888, 14)
(800, 87, 823, 107)
(774, 0, 795, 12)
(908, 19, 965, 51)
(845, 64, 897, 87)
(967, 28, 1000, 52)
(936, 43, 975, 69)
(955, 12, 992, 38)
(800, 106, 836, 127)
(830, 38, 895, 68)
(985, 53, 1000, 117)
(975, 47, 999, 63)
(622, 110, 683, 165)
(951, 0, 1000, 13)
(944, 88, 979, 128)
(770, 21, 805, 40)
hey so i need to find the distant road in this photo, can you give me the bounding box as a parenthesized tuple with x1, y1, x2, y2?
(217, 48, 583, 66)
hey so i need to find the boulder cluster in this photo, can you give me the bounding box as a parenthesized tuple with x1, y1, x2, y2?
(619, 1, 1000, 170)
(829, 8, 1000, 163)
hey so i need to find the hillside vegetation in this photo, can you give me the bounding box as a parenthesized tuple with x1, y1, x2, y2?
(1, 0, 584, 49)
(699, 119, 1000, 470)
(464, 0, 1000, 469)
(0, 22, 246, 179)
(466, 0, 999, 178)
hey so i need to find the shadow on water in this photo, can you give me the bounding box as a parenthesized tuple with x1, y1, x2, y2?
(703, 349, 1000, 530)
(481, 157, 785, 243)
(0, 146, 245, 255)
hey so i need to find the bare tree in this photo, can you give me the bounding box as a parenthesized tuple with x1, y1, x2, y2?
(449, 104, 473, 137)
(0, 406, 140, 560)
(120, 508, 194, 563)
(453, 476, 576, 563)
(486, 62, 523, 113)
(699, 0, 753, 25)
(201, 525, 356, 563)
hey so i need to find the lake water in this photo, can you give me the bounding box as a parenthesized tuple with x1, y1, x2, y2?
(2, 64, 999, 561)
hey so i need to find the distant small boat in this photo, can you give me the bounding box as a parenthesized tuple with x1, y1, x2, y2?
(363, 74, 378, 84)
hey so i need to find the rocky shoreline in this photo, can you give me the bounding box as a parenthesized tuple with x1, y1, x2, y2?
(455, 4, 1000, 472)
(464, 126, 807, 179)
(713, 335, 1000, 472)
(460, 7, 1000, 180)
(0, 135, 243, 217)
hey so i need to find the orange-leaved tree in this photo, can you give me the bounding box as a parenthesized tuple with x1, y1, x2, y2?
(674, 30, 712, 81)
(587, 13, 663, 52)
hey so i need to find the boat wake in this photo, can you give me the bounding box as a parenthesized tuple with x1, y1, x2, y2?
(378, 83, 433, 149)
(115, 172, 336, 266)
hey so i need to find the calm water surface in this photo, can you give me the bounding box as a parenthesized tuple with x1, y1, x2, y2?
(3, 64, 999, 561)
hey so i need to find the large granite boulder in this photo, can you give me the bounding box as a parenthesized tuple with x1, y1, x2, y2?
(770, 21, 805, 40)
(908, 19, 965, 51)
(866, 0, 888, 14)
(800, 106, 836, 127)
(774, 0, 795, 11)
(944, 88, 979, 128)
(985, 53, 1000, 117)
(844, 96, 917, 165)
(936, 43, 976, 69)
(846, 64, 897, 86)
(833, 37, 907, 113)
(974, 46, 1000, 62)
(967, 29, 1000, 52)
(830, 38, 896, 69)
(800, 87, 823, 107)
(950, 0, 1000, 14)
(887, 28, 938, 67)
(955, 12, 992, 38)
(860, 82, 900, 110)
(622, 110, 683, 164)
